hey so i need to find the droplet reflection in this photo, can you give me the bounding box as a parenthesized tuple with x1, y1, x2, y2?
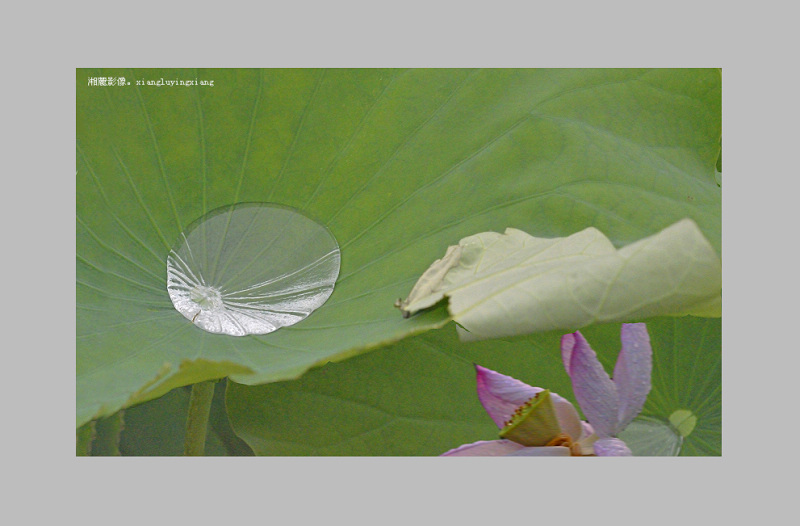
(167, 203, 340, 336)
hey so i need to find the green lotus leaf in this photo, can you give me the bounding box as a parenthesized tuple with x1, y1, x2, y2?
(226, 316, 720, 456)
(77, 68, 720, 427)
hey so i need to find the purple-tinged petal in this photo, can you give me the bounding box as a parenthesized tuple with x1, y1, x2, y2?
(561, 333, 576, 375)
(580, 421, 595, 439)
(566, 331, 619, 438)
(593, 437, 633, 456)
(440, 439, 525, 456)
(507, 446, 571, 456)
(614, 323, 653, 431)
(475, 364, 542, 428)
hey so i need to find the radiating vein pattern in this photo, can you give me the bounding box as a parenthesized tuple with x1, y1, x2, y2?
(166, 203, 340, 336)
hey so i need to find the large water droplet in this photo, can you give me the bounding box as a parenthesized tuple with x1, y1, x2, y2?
(166, 203, 340, 336)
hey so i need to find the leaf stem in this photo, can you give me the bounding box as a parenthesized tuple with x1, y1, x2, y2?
(91, 410, 125, 456)
(184, 380, 216, 456)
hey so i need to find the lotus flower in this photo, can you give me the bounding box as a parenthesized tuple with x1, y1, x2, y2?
(441, 323, 652, 457)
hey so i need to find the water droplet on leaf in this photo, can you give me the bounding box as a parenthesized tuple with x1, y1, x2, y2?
(167, 203, 340, 336)
(617, 416, 683, 456)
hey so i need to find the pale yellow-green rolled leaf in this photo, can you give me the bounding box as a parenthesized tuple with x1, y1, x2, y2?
(398, 219, 721, 340)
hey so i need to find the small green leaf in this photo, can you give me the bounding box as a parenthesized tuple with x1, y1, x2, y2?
(669, 409, 698, 438)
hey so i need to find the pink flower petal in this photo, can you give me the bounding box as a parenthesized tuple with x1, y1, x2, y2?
(474, 364, 581, 439)
(507, 446, 571, 456)
(581, 421, 595, 437)
(440, 439, 526, 456)
(550, 397, 584, 442)
(593, 437, 632, 456)
(475, 364, 542, 428)
(565, 331, 619, 438)
(613, 323, 653, 430)
(561, 333, 576, 375)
